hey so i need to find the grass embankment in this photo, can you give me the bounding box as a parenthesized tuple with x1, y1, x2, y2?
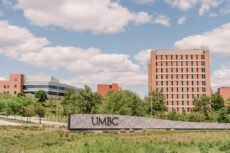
(0, 126, 230, 153)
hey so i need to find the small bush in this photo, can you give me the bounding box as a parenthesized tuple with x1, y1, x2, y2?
(120, 129, 126, 133)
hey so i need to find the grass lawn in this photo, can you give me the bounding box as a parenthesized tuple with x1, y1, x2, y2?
(0, 126, 230, 153)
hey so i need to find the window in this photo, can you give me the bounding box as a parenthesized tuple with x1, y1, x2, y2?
(187, 101, 189, 105)
(172, 101, 174, 105)
(161, 75, 163, 79)
(192, 88, 194, 92)
(161, 62, 163, 66)
(14, 84, 17, 88)
(161, 68, 163, 72)
(156, 62, 158, 66)
(176, 55, 178, 60)
(166, 75, 168, 79)
(156, 81, 158, 86)
(166, 55, 168, 60)
(192, 81, 194, 85)
(176, 61, 178, 66)
(197, 68, 199, 72)
(182, 75, 183, 79)
(172, 94, 174, 98)
(197, 81, 199, 85)
(201, 55, 204, 59)
(161, 55, 163, 60)
(156, 75, 158, 79)
(171, 55, 173, 59)
(188, 108, 190, 112)
(192, 75, 194, 79)
(4, 85, 6, 88)
(171, 75, 173, 79)
(156, 56, 158, 60)
(171, 88, 174, 92)
(161, 81, 163, 86)
(177, 88, 178, 92)
(202, 88, 206, 92)
(177, 81, 178, 85)
(177, 101, 179, 105)
(171, 81, 173, 85)
(186, 61, 188, 66)
(177, 107, 179, 112)
(166, 62, 168, 66)
(191, 55, 193, 60)
(191, 61, 193, 66)
(186, 68, 188, 72)
(196, 61, 198, 66)
(166, 88, 168, 92)
(176, 75, 178, 79)
(171, 68, 173, 72)
(197, 88, 199, 92)
(176, 68, 178, 72)
(181, 55, 183, 60)
(202, 61, 205, 66)
(182, 88, 184, 92)
(182, 81, 184, 85)
(14, 91, 17, 94)
(166, 81, 168, 86)
(7, 85, 9, 88)
(196, 55, 198, 59)
(14, 78, 18, 81)
(182, 94, 184, 98)
(187, 94, 189, 98)
(166, 68, 168, 72)
(186, 55, 188, 59)
(186, 75, 188, 79)
(187, 81, 189, 85)
(182, 101, 184, 105)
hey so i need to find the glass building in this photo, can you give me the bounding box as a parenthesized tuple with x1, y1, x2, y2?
(23, 75, 78, 99)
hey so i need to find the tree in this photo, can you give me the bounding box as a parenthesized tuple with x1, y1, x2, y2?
(166, 109, 180, 120)
(61, 86, 102, 116)
(218, 108, 230, 123)
(21, 106, 35, 122)
(17, 92, 26, 98)
(193, 96, 210, 112)
(35, 90, 48, 105)
(99, 90, 145, 116)
(34, 105, 46, 124)
(211, 93, 225, 111)
(144, 90, 167, 116)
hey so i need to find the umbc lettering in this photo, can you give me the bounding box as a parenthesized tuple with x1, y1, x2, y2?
(91, 117, 118, 126)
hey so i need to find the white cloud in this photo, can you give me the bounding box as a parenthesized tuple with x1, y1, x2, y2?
(163, 0, 225, 15)
(164, 0, 198, 11)
(136, 0, 156, 4)
(154, 15, 170, 27)
(177, 16, 186, 24)
(0, 77, 7, 81)
(134, 49, 151, 65)
(15, 0, 152, 34)
(0, 20, 148, 93)
(199, 0, 223, 16)
(211, 65, 230, 91)
(174, 22, 230, 56)
(0, 10, 3, 17)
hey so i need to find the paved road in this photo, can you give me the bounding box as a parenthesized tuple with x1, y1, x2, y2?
(0, 120, 21, 126)
(0, 115, 67, 126)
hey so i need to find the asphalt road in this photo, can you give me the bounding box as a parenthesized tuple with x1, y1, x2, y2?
(0, 115, 67, 126)
(0, 120, 21, 126)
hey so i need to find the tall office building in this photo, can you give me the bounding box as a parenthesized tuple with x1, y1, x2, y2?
(148, 50, 211, 112)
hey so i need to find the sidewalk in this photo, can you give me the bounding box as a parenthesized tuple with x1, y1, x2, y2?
(0, 120, 21, 126)
(0, 115, 67, 126)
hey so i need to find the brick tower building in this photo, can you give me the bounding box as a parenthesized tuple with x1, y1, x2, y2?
(148, 50, 211, 112)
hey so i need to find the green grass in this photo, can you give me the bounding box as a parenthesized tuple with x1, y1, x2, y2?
(1, 126, 230, 153)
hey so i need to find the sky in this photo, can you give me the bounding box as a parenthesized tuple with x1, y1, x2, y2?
(0, 0, 230, 97)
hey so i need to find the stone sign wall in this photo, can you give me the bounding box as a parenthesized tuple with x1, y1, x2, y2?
(68, 114, 230, 130)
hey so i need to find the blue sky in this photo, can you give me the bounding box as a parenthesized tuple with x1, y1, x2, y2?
(0, 0, 230, 97)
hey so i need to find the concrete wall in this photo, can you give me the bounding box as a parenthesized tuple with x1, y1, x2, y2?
(69, 114, 230, 130)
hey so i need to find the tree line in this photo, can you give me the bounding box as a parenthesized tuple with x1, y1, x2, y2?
(0, 85, 229, 123)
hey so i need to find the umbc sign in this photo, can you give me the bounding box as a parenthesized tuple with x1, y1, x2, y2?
(68, 114, 230, 131)
(91, 117, 118, 126)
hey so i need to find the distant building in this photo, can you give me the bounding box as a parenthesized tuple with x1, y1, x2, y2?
(218, 87, 230, 100)
(148, 49, 211, 112)
(0, 74, 78, 98)
(97, 83, 122, 97)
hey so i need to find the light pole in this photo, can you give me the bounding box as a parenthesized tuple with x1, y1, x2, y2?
(150, 84, 153, 117)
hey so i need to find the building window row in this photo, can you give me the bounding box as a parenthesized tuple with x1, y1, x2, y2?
(156, 54, 205, 60)
(167, 100, 194, 106)
(156, 61, 205, 67)
(156, 67, 205, 73)
(156, 81, 206, 86)
(156, 74, 205, 79)
(165, 93, 206, 99)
